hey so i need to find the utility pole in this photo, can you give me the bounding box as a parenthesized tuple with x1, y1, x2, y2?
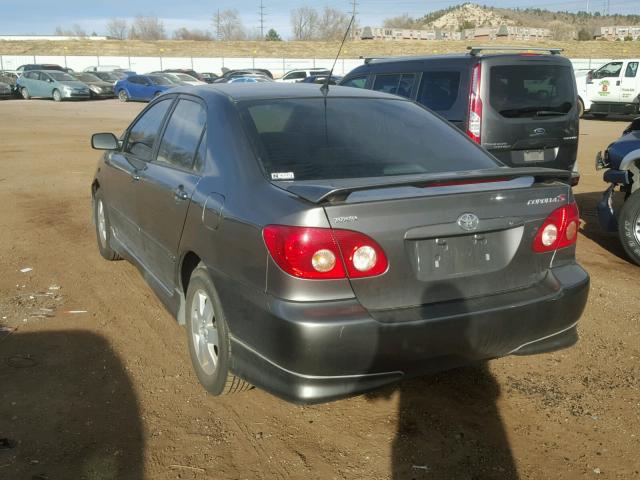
(350, 0, 359, 39)
(259, 0, 266, 40)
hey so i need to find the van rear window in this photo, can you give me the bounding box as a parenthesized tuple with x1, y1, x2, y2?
(240, 97, 499, 181)
(489, 65, 574, 118)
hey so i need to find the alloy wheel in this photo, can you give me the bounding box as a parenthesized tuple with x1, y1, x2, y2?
(190, 289, 219, 376)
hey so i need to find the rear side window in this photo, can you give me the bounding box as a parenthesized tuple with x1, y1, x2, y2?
(124, 99, 172, 161)
(372, 74, 416, 98)
(416, 71, 461, 112)
(341, 75, 367, 88)
(156, 99, 206, 170)
(489, 65, 574, 118)
(625, 62, 638, 78)
(240, 98, 498, 181)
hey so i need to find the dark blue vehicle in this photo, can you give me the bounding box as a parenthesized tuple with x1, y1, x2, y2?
(115, 74, 174, 102)
(596, 117, 640, 265)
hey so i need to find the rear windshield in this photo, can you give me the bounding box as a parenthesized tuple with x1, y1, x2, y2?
(240, 98, 499, 181)
(489, 65, 574, 118)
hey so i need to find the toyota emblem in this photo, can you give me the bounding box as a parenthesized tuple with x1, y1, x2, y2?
(457, 213, 479, 231)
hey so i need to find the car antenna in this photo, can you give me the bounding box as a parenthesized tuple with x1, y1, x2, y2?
(321, 14, 355, 96)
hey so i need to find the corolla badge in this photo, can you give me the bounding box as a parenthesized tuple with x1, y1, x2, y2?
(531, 127, 546, 136)
(457, 213, 479, 232)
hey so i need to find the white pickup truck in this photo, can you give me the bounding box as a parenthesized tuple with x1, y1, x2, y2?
(577, 59, 640, 118)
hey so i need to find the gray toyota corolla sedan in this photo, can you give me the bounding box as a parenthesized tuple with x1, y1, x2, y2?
(91, 83, 589, 403)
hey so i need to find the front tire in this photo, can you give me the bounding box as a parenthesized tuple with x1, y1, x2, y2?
(94, 191, 121, 261)
(185, 266, 251, 395)
(21, 87, 30, 100)
(618, 190, 640, 266)
(118, 90, 129, 102)
(52, 89, 62, 102)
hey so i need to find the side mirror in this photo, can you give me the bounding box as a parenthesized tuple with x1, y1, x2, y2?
(623, 117, 640, 135)
(586, 70, 593, 84)
(92, 132, 119, 150)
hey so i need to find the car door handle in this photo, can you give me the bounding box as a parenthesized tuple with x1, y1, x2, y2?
(174, 186, 189, 201)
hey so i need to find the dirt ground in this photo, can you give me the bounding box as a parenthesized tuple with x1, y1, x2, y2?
(0, 98, 638, 480)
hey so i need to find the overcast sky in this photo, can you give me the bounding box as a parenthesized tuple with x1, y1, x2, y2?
(0, 0, 637, 39)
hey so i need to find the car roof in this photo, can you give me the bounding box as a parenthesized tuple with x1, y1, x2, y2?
(167, 83, 406, 102)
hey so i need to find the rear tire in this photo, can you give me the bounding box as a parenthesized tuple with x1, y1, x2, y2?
(118, 90, 129, 102)
(52, 89, 62, 102)
(21, 87, 30, 100)
(185, 266, 251, 396)
(618, 189, 640, 266)
(94, 191, 121, 261)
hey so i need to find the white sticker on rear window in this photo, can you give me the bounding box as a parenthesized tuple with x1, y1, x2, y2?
(271, 172, 295, 180)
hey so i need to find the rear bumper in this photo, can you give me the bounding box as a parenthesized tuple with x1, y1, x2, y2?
(227, 264, 589, 404)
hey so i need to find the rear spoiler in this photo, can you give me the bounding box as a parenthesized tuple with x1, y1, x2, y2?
(276, 167, 572, 204)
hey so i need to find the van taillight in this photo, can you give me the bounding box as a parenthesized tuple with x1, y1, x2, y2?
(467, 63, 482, 144)
(263, 225, 388, 280)
(532, 202, 580, 253)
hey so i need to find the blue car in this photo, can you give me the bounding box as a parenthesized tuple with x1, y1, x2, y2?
(115, 74, 174, 102)
(596, 117, 640, 265)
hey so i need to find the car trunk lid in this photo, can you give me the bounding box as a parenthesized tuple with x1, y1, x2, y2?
(278, 170, 571, 311)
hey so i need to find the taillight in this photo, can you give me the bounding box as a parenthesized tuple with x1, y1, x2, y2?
(467, 63, 482, 144)
(532, 202, 580, 253)
(262, 225, 388, 280)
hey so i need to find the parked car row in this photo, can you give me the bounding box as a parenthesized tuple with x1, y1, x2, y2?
(89, 46, 593, 404)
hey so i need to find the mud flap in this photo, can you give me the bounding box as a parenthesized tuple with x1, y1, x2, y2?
(597, 184, 618, 232)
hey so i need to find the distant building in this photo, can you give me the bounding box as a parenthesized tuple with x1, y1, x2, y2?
(354, 27, 460, 41)
(355, 25, 549, 42)
(597, 26, 640, 41)
(463, 26, 551, 41)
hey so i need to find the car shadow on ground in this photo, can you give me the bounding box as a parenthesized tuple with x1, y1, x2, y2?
(374, 366, 518, 480)
(574, 190, 630, 263)
(0, 330, 144, 479)
(364, 283, 518, 480)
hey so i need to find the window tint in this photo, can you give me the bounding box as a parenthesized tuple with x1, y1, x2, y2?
(129, 76, 144, 85)
(156, 99, 206, 170)
(594, 62, 623, 79)
(416, 71, 461, 112)
(341, 75, 367, 88)
(625, 62, 638, 78)
(240, 98, 498, 181)
(124, 99, 172, 161)
(372, 74, 416, 98)
(285, 71, 306, 80)
(489, 65, 574, 118)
